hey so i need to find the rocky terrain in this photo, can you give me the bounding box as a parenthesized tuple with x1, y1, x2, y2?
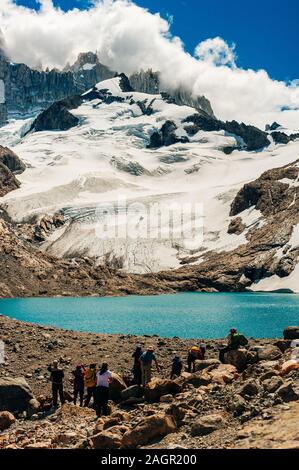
(0, 316, 298, 449)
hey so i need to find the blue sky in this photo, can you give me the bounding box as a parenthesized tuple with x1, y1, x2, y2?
(15, 0, 298, 82)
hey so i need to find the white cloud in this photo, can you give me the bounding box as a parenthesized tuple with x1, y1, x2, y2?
(195, 37, 236, 67)
(0, 0, 299, 128)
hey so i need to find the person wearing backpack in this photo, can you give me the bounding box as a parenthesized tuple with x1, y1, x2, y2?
(95, 363, 112, 417)
(72, 364, 86, 407)
(219, 328, 248, 363)
(140, 345, 160, 386)
(84, 363, 97, 407)
(187, 346, 200, 373)
(170, 353, 183, 379)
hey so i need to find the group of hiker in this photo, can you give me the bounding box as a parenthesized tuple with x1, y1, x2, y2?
(47, 328, 248, 417)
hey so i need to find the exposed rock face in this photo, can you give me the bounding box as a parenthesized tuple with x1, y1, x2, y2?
(227, 217, 246, 235)
(64, 51, 115, 92)
(0, 161, 20, 196)
(0, 145, 26, 173)
(0, 377, 35, 412)
(148, 120, 189, 148)
(129, 69, 215, 117)
(183, 114, 270, 151)
(30, 99, 80, 132)
(0, 52, 77, 121)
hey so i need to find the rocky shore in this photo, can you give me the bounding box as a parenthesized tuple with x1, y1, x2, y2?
(0, 316, 298, 449)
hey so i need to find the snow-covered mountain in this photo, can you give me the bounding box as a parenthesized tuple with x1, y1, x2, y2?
(1, 73, 299, 293)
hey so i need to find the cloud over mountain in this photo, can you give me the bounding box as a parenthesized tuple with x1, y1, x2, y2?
(0, 0, 299, 127)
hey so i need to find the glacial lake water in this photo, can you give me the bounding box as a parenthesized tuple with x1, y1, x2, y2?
(0, 292, 298, 339)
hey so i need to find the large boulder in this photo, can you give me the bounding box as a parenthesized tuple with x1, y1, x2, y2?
(109, 373, 127, 401)
(144, 378, 182, 403)
(255, 346, 282, 361)
(191, 413, 226, 437)
(280, 360, 299, 377)
(283, 326, 299, 340)
(120, 385, 141, 401)
(209, 364, 239, 385)
(122, 413, 176, 448)
(224, 349, 249, 371)
(194, 359, 220, 372)
(0, 377, 35, 412)
(90, 430, 123, 449)
(275, 382, 298, 402)
(0, 411, 16, 431)
(240, 380, 260, 397)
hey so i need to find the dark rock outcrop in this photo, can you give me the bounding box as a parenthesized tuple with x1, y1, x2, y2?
(183, 114, 270, 151)
(0, 161, 20, 196)
(283, 326, 299, 340)
(30, 100, 80, 132)
(148, 120, 189, 148)
(0, 145, 26, 174)
(227, 217, 246, 235)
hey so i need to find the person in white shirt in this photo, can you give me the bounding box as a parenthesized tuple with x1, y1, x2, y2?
(95, 363, 112, 416)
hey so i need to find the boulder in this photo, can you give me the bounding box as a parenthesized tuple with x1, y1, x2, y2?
(90, 430, 123, 449)
(120, 385, 141, 401)
(227, 217, 246, 235)
(109, 373, 127, 401)
(280, 360, 299, 377)
(274, 340, 292, 353)
(122, 413, 176, 448)
(224, 349, 248, 371)
(144, 378, 181, 403)
(276, 382, 298, 402)
(240, 380, 260, 397)
(262, 376, 283, 393)
(283, 326, 299, 340)
(194, 359, 220, 372)
(256, 346, 282, 362)
(103, 412, 130, 430)
(0, 377, 35, 412)
(0, 411, 16, 431)
(209, 364, 239, 385)
(191, 413, 226, 437)
(229, 395, 247, 415)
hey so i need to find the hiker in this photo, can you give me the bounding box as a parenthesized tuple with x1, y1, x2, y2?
(72, 364, 85, 407)
(95, 363, 112, 417)
(200, 342, 206, 360)
(84, 363, 97, 407)
(48, 360, 65, 408)
(219, 328, 248, 363)
(187, 346, 201, 373)
(170, 353, 183, 379)
(140, 345, 160, 386)
(132, 345, 143, 386)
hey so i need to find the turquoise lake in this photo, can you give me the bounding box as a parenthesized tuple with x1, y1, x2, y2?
(0, 292, 298, 339)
